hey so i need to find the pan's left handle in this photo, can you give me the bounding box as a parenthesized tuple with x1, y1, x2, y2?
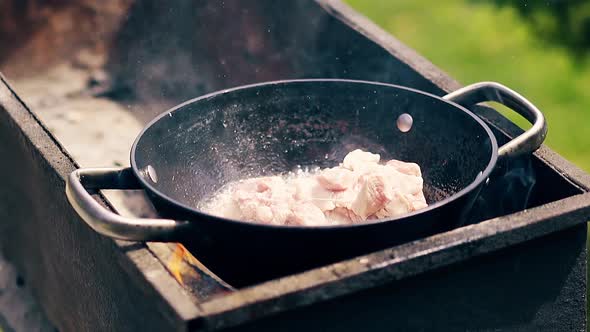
(66, 167, 190, 242)
(443, 82, 547, 160)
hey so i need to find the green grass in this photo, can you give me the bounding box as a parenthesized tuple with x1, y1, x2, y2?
(345, 0, 590, 171)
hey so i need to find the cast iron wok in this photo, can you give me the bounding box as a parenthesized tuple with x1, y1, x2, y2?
(66, 80, 546, 287)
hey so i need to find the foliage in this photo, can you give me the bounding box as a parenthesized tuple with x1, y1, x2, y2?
(476, 0, 590, 59)
(345, 0, 590, 171)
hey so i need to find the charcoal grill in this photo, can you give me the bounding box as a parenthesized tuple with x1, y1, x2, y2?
(0, 1, 589, 331)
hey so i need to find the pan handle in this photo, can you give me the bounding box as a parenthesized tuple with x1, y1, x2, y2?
(443, 82, 547, 159)
(66, 167, 190, 241)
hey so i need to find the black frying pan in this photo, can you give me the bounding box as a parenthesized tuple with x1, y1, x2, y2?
(66, 80, 546, 286)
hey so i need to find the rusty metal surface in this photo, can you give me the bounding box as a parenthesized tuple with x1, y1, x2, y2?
(0, 0, 589, 331)
(221, 223, 588, 332)
(0, 73, 201, 331)
(195, 193, 590, 330)
(0, 0, 132, 79)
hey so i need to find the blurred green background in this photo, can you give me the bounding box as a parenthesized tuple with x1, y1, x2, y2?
(345, 0, 590, 172)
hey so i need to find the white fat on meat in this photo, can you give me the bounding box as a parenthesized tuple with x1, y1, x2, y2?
(288, 203, 327, 226)
(386, 159, 422, 177)
(351, 174, 389, 219)
(316, 167, 355, 191)
(294, 177, 336, 212)
(341, 149, 380, 172)
(200, 149, 428, 226)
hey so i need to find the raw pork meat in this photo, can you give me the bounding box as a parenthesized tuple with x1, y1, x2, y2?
(200, 149, 428, 226)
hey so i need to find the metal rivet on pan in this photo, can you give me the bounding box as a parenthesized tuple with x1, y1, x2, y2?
(397, 113, 413, 132)
(141, 165, 158, 183)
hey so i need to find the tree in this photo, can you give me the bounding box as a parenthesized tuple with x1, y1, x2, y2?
(475, 0, 590, 59)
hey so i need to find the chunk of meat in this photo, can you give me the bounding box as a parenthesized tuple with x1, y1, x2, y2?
(294, 177, 335, 211)
(232, 176, 295, 225)
(341, 149, 380, 171)
(375, 191, 412, 219)
(351, 174, 391, 219)
(213, 196, 242, 220)
(325, 207, 352, 225)
(235, 197, 269, 223)
(380, 165, 423, 194)
(288, 203, 326, 226)
(332, 186, 358, 209)
(201, 149, 428, 226)
(317, 167, 355, 191)
(408, 192, 429, 210)
(386, 159, 422, 177)
(326, 207, 363, 224)
(270, 203, 293, 224)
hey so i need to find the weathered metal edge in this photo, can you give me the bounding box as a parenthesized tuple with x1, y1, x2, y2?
(196, 192, 590, 330)
(0, 73, 202, 325)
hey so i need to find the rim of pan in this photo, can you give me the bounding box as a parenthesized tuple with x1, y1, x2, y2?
(130, 79, 499, 230)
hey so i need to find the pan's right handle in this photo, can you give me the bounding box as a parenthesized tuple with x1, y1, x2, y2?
(66, 167, 190, 242)
(443, 82, 547, 160)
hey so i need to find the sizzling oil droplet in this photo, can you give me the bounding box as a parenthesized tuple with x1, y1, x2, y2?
(396, 113, 413, 132)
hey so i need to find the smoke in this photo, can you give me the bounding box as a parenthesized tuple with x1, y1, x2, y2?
(465, 155, 537, 224)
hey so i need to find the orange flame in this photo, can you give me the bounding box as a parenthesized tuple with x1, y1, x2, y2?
(166, 243, 234, 291)
(167, 243, 203, 286)
(168, 244, 187, 284)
